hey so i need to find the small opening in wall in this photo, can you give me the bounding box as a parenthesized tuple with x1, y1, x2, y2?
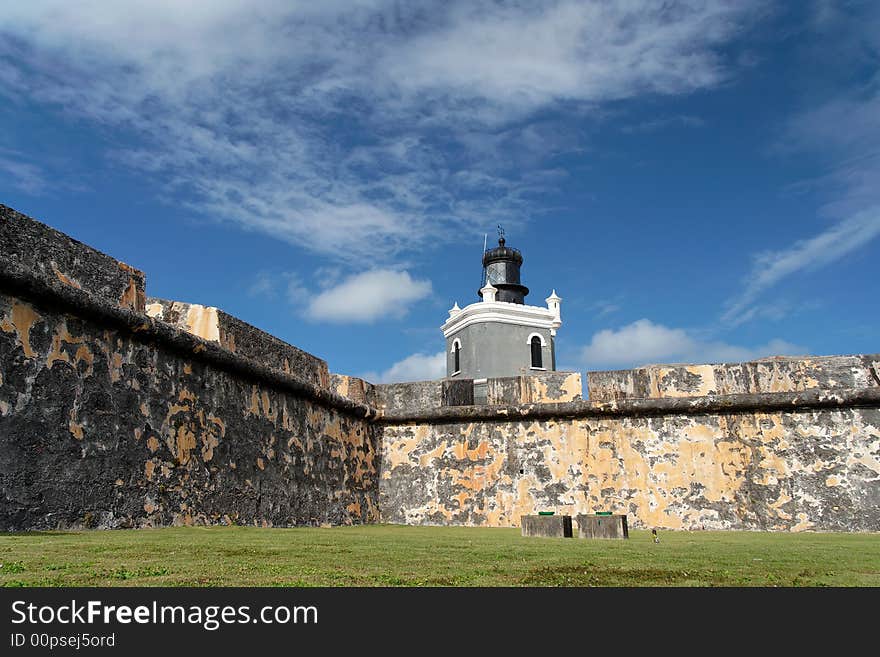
(530, 335, 543, 368)
(519, 468, 524, 474)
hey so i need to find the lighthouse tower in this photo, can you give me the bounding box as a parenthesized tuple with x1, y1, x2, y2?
(442, 232, 562, 379)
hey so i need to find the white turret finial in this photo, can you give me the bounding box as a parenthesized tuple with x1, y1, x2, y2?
(480, 282, 497, 303)
(546, 289, 561, 320)
(448, 302, 461, 318)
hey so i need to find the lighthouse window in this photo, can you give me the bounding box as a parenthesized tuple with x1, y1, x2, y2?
(530, 336, 543, 369)
(452, 339, 461, 375)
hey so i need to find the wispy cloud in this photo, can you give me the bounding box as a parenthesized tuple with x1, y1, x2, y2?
(246, 272, 277, 300)
(0, 1, 762, 262)
(247, 271, 310, 305)
(722, 207, 880, 325)
(580, 318, 806, 369)
(620, 115, 705, 134)
(589, 299, 622, 318)
(0, 150, 47, 194)
(779, 82, 880, 220)
(724, 4, 880, 326)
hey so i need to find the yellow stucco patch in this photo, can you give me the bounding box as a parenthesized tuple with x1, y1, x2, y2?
(790, 513, 815, 532)
(51, 265, 81, 289)
(109, 352, 124, 382)
(420, 441, 447, 466)
(173, 426, 197, 465)
(1, 301, 40, 358)
(68, 418, 84, 440)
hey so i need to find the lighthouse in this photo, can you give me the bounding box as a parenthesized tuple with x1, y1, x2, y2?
(442, 231, 562, 379)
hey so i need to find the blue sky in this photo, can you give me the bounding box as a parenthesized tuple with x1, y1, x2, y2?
(1, 1, 878, 383)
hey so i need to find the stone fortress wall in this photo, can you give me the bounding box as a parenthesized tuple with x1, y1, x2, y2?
(377, 361, 879, 532)
(0, 205, 379, 531)
(1, 205, 878, 532)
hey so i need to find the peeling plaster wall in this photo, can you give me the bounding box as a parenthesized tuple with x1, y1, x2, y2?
(379, 408, 880, 531)
(517, 371, 582, 404)
(0, 209, 378, 531)
(588, 356, 880, 402)
(361, 371, 583, 415)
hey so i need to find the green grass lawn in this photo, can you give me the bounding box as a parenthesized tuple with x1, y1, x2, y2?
(1, 525, 878, 587)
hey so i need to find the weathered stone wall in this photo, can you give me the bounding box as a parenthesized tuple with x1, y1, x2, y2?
(379, 397, 880, 531)
(496, 372, 581, 404)
(588, 355, 880, 402)
(1, 204, 146, 313)
(370, 379, 445, 415)
(146, 297, 329, 388)
(359, 371, 582, 415)
(2, 204, 878, 534)
(0, 208, 379, 531)
(329, 374, 375, 406)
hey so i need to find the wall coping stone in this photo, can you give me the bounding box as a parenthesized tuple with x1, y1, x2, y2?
(378, 385, 880, 424)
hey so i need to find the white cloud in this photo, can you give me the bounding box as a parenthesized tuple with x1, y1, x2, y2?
(580, 319, 806, 369)
(0, 1, 762, 261)
(365, 350, 446, 383)
(382, 2, 753, 124)
(306, 269, 432, 323)
(722, 207, 880, 325)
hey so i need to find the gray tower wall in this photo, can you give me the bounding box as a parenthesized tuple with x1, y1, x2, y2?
(446, 321, 554, 379)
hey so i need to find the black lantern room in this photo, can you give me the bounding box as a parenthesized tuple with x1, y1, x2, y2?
(479, 234, 529, 304)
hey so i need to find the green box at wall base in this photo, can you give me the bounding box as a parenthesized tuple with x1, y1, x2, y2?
(576, 514, 629, 539)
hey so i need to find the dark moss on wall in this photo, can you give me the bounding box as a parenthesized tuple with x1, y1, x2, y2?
(0, 292, 379, 530)
(0, 207, 378, 531)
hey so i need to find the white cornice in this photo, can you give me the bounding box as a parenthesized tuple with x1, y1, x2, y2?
(441, 299, 562, 338)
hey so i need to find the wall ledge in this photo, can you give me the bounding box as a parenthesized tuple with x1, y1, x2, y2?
(378, 385, 880, 424)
